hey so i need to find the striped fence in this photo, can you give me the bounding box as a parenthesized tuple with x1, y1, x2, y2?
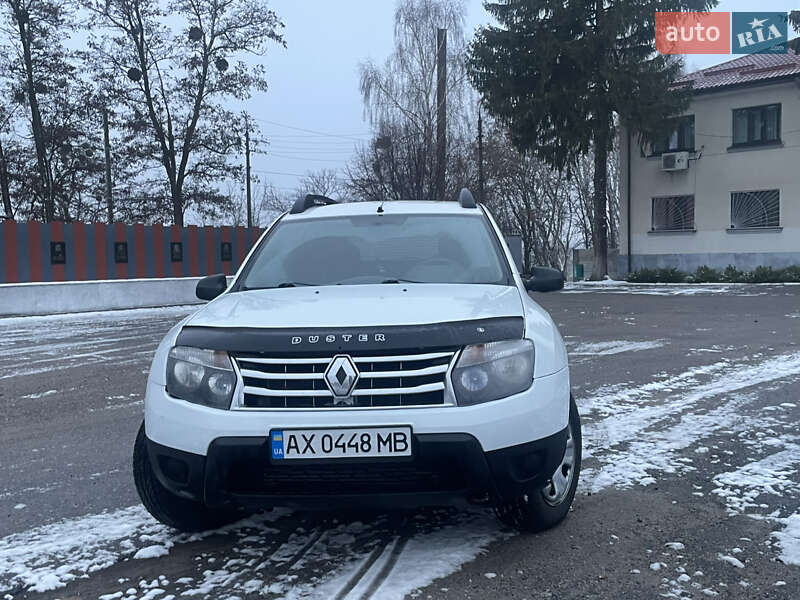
(0, 221, 264, 284)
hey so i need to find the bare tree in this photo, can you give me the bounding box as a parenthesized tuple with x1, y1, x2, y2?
(480, 123, 572, 272)
(220, 181, 291, 226)
(86, 0, 284, 225)
(0, 0, 79, 221)
(296, 168, 342, 199)
(568, 142, 621, 254)
(349, 0, 470, 201)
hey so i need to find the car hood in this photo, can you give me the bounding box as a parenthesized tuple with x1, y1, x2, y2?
(186, 284, 524, 329)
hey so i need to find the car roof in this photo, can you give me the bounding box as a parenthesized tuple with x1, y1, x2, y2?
(282, 200, 483, 221)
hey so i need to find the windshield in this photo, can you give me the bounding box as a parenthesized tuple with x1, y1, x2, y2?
(238, 213, 511, 289)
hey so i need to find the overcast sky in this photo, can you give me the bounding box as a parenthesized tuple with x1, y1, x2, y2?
(247, 0, 797, 196)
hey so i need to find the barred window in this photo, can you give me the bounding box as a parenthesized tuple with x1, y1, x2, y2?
(731, 190, 780, 229)
(652, 195, 695, 231)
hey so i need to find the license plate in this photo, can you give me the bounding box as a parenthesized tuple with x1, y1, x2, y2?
(270, 427, 412, 460)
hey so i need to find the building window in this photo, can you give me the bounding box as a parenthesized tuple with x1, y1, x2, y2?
(652, 195, 695, 231)
(652, 115, 695, 154)
(114, 242, 128, 264)
(732, 104, 780, 146)
(731, 190, 780, 229)
(170, 242, 183, 262)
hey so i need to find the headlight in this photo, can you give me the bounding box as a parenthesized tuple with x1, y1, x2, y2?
(451, 339, 534, 406)
(166, 346, 236, 409)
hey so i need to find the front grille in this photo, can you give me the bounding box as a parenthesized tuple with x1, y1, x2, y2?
(233, 349, 457, 409)
(225, 460, 467, 495)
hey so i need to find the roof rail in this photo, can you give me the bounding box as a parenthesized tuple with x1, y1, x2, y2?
(290, 194, 339, 214)
(459, 188, 477, 209)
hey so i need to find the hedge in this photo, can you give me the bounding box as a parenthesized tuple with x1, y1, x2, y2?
(625, 265, 800, 284)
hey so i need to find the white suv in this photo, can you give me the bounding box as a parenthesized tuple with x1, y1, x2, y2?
(134, 190, 581, 533)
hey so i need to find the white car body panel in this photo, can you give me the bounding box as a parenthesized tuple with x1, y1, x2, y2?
(187, 284, 523, 330)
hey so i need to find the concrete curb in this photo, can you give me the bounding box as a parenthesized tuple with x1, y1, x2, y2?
(0, 277, 210, 317)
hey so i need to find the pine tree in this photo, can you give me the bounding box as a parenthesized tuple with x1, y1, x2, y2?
(469, 0, 716, 279)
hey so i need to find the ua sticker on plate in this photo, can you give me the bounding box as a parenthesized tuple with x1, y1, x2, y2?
(271, 430, 285, 459)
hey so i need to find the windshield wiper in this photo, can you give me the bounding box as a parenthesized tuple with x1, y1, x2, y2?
(240, 282, 319, 290)
(380, 278, 426, 284)
(277, 281, 318, 288)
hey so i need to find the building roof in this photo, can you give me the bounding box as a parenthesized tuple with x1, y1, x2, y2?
(675, 49, 800, 92)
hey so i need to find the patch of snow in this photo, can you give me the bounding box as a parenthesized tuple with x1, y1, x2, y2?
(772, 513, 800, 566)
(563, 282, 775, 296)
(20, 389, 57, 399)
(717, 554, 745, 569)
(570, 339, 666, 357)
(292, 511, 508, 600)
(712, 443, 800, 515)
(581, 353, 800, 492)
(665, 542, 685, 551)
(0, 304, 197, 328)
(0, 506, 169, 592)
(0, 506, 286, 593)
(133, 545, 170, 560)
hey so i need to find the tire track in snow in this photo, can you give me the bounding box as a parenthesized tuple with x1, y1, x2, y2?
(579, 351, 800, 492)
(357, 534, 410, 600)
(277, 528, 326, 570)
(331, 540, 390, 600)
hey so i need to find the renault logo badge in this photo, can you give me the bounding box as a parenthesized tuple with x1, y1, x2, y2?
(324, 354, 359, 398)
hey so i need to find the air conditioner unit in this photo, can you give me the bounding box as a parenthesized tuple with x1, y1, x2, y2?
(661, 151, 689, 171)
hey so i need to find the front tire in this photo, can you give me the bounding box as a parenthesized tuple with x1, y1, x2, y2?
(133, 423, 241, 532)
(494, 396, 582, 532)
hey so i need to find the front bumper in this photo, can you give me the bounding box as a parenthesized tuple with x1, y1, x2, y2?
(145, 367, 571, 455)
(146, 428, 569, 509)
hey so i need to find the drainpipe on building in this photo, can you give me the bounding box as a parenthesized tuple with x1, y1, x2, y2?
(626, 127, 632, 274)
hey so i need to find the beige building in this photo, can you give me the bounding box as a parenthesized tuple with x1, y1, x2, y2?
(618, 51, 800, 274)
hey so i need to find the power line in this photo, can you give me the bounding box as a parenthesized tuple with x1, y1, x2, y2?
(251, 117, 371, 141)
(266, 153, 351, 163)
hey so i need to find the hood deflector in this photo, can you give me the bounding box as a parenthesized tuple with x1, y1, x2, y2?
(176, 317, 524, 355)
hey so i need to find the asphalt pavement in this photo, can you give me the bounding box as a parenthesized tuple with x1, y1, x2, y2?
(1, 284, 799, 599)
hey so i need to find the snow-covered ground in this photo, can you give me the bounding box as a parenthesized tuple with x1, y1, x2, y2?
(1, 295, 799, 599)
(563, 281, 795, 296)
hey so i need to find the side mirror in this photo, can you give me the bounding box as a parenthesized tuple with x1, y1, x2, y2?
(524, 266, 565, 293)
(196, 273, 227, 301)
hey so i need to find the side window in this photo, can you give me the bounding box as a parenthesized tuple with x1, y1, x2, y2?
(730, 190, 780, 229)
(652, 195, 695, 231)
(732, 104, 780, 146)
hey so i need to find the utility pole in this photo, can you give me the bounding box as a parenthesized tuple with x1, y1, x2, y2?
(0, 139, 13, 219)
(477, 108, 484, 203)
(435, 28, 447, 201)
(244, 114, 253, 228)
(102, 108, 114, 224)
